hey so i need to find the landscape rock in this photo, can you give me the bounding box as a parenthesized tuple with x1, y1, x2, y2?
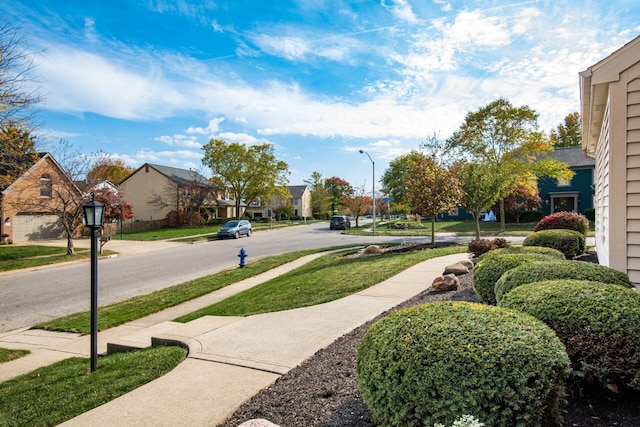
(458, 259, 474, 269)
(362, 245, 382, 254)
(443, 262, 469, 276)
(237, 419, 280, 427)
(432, 274, 460, 291)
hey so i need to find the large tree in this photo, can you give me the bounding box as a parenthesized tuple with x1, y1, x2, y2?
(447, 98, 573, 231)
(347, 184, 371, 227)
(87, 155, 134, 185)
(404, 154, 463, 246)
(457, 161, 508, 240)
(0, 123, 38, 190)
(550, 112, 581, 147)
(201, 139, 289, 219)
(304, 171, 330, 219)
(380, 150, 423, 206)
(324, 176, 353, 215)
(0, 21, 41, 132)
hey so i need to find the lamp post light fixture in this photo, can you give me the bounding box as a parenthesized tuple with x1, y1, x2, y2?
(359, 149, 375, 235)
(83, 192, 105, 372)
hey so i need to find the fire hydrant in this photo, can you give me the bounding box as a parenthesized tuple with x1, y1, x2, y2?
(238, 247, 248, 268)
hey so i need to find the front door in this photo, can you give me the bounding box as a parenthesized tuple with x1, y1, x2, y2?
(553, 196, 575, 213)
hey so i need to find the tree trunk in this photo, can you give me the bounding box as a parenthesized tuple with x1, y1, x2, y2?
(430, 216, 436, 248)
(499, 198, 506, 232)
(473, 210, 481, 240)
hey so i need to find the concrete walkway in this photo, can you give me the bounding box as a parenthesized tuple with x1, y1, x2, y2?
(0, 247, 469, 427)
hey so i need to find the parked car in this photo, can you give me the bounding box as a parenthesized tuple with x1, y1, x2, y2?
(217, 219, 252, 239)
(330, 215, 351, 230)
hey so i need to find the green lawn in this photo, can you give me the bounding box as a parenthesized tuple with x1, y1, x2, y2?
(176, 245, 467, 321)
(34, 247, 335, 334)
(0, 245, 95, 272)
(0, 345, 186, 427)
(0, 348, 30, 364)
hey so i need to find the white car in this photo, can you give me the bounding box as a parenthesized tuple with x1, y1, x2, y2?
(217, 220, 252, 239)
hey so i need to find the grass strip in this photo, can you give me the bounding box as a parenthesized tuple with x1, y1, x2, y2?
(175, 245, 467, 321)
(0, 348, 30, 364)
(0, 345, 186, 427)
(33, 247, 337, 334)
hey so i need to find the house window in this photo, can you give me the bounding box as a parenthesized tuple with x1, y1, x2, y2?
(557, 177, 571, 187)
(40, 175, 52, 197)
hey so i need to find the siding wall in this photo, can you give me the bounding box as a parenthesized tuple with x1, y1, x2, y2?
(627, 75, 640, 283)
(595, 96, 611, 267)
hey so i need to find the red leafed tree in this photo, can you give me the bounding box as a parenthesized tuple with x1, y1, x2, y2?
(94, 188, 134, 223)
(501, 183, 542, 223)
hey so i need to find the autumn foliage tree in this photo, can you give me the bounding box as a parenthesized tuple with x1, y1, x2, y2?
(325, 176, 353, 215)
(501, 182, 542, 223)
(550, 112, 581, 148)
(87, 155, 134, 185)
(347, 184, 371, 227)
(404, 154, 463, 246)
(447, 98, 573, 232)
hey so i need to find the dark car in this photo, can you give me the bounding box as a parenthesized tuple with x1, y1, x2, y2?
(330, 215, 351, 230)
(217, 219, 252, 239)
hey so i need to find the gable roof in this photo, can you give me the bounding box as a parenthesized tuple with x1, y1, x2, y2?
(122, 163, 212, 187)
(580, 35, 640, 155)
(288, 185, 309, 199)
(1, 152, 82, 196)
(541, 146, 595, 169)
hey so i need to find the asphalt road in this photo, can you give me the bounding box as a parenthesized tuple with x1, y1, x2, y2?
(0, 222, 424, 333)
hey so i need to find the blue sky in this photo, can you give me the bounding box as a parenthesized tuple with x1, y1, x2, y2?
(2, 0, 639, 188)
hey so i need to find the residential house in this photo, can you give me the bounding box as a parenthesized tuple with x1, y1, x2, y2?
(580, 34, 640, 286)
(537, 146, 595, 216)
(118, 163, 221, 224)
(1, 153, 82, 242)
(246, 185, 312, 219)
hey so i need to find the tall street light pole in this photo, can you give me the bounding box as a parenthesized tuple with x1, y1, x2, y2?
(359, 150, 375, 235)
(83, 193, 105, 372)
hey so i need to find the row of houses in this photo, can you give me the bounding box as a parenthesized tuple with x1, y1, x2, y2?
(0, 158, 312, 243)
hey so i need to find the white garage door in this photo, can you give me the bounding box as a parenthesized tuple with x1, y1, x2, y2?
(13, 214, 65, 241)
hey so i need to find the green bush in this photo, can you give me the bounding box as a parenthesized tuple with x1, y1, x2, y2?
(494, 260, 633, 304)
(473, 253, 560, 305)
(534, 211, 589, 236)
(523, 229, 586, 258)
(357, 301, 571, 427)
(467, 238, 510, 258)
(499, 280, 640, 393)
(477, 246, 565, 262)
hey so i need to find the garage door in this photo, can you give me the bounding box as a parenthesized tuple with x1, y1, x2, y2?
(13, 214, 65, 241)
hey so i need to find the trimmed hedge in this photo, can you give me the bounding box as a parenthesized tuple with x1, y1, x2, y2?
(494, 260, 634, 304)
(523, 229, 586, 258)
(477, 246, 565, 262)
(357, 301, 571, 427)
(473, 253, 560, 305)
(499, 280, 640, 393)
(534, 211, 589, 236)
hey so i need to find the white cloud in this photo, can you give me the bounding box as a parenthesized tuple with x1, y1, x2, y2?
(154, 134, 202, 148)
(186, 118, 225, 135)
(382, 0, 421, 24)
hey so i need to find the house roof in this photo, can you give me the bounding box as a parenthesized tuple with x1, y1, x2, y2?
(288, 185, 308, 199)
(1, 152, 82, 197)
(541, 146, 595, 169)
(580, 35, 640, 155)
(123, 163, 212, 187)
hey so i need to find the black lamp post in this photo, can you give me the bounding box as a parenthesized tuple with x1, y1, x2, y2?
(83, 193, 104, 372)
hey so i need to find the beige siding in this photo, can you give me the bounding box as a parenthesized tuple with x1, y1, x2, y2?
(628, 75, 640, 281)
(119, 167, 177, 221)
(594, 98, 611, 266)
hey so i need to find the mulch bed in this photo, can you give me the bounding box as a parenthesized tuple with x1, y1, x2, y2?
(219, 247, 640, 427)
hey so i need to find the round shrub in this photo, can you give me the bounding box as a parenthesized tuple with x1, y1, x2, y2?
(473, 253, 559, 305)
(357, 301, 571, 427)
(534, 211, 589, 236)
(499, 280, 640, 393)
(523, 229, 586, 258)
(477, 246, 565, 262)
(494, 260, 634, 304)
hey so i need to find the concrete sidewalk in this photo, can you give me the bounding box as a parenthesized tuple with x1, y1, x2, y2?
(0, 249, 469, 427)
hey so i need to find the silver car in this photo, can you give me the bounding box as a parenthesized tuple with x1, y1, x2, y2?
(217, 219, 252, 239)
